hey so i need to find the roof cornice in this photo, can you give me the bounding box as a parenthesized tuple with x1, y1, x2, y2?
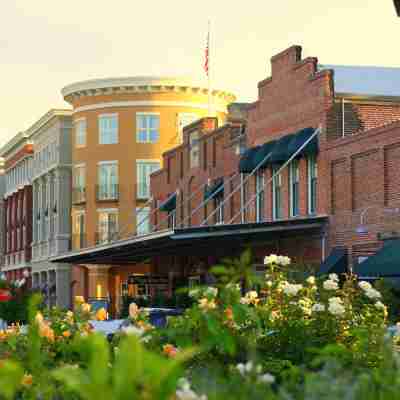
(25, 109, 72, 139)
(61, 76, 236, 104)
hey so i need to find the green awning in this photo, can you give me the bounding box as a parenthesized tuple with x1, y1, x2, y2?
(252, 140, 277, 169)
(287, 127, 318, 158)
(239, 146, 260, 173)
(317, 247, 348, 276)
(269, 134, 296, 164)
(354, 239, 400, 277)
(204, 178, 224, 201)
(159, 193, 177, 212)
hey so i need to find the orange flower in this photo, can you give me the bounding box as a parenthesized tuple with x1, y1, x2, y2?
(0, 330, 7, 341)
(21, 374, 33, 386)
(62, 330, 71, 338)
(38, 323, 55, 342)
(163, 344, 178, 358)
(81, 303, 91, 313)
(96, 308, 107, 321)
(225, 307, 234, 320)
(74, 296, 85, 305)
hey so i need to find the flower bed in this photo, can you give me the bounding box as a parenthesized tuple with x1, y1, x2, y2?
(0, 253, 399, 399)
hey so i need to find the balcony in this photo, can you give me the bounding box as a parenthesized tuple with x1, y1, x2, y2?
(96, 184, 119, 202)
(71, 234, 88, 250)
(72, 187, 86, 204)
(95, 231, 119, 245)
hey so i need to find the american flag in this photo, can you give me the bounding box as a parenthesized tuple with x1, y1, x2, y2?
(203, 27, 209, 76)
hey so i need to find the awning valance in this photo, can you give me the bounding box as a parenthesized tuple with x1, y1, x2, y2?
(317, 247, 348, 276)
(268, 134, 296, 164)
(204, 178, 224, 201)
(252, 140, 277, 169)
(159, 193, 177, 213)
(287, 127, 318, 158)
(238, 146, 260, 173)
(354, 239, 400, 278)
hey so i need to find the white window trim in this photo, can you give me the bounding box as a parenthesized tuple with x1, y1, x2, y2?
(98, 113, 118, 145)
(98, 160, 118, 165)
(136, 160, 161, 199)
(307, 155, 317, 215)
(289, 160, 300, 217)
(136, 113, 160, 143)
(255, 171, 265, 223)
(136, 158, 161, 163)
(97, 208, 118, 213)
(74, 118, 87, 148)
(272, 168, 282, 221)
(136, 206, 151, 235)
(136, 112, 160, 116)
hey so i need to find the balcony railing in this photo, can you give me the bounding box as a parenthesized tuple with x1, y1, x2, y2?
(95, 231, 119, 245)
(72, 187, 86, 204)
(96, 184, 119, 201)
(71, 234, 88, 250)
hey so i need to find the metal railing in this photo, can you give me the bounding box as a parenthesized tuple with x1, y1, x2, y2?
(96, 184, 119, 201)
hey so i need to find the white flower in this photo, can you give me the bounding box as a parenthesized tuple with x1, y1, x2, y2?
(364, 288, 382, 300)
(375, 301, 386, 310)
(236, 363, 246, 375)
(258, 373, 275, 384)
(266, 280, 273, 287)
(122, 325, 145, 337)
(176, 379, 207, 400)
(311, 303, 325, 312)
(358, 281, 372, 291)
(246, 291, 258, 300)
(204, 287, 218, 298)
(264, 254, 278, 265)
(328, 302, 346, 317)
(328, 297, 343, 304)
(22, 270, 30, 278)
(329, 273, 339, 282)
(277, 256, 291, 266)
(323, 279, 339, 291)
(189, 289, 199, 298)
(282, 283, 303, 296)
(306, 276, 316, 285)
(129, 303, 139, 319)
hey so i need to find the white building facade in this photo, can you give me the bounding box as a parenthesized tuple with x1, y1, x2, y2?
(30, 110, 73, 308)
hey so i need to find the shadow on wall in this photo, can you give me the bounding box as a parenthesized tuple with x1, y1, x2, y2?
(326, 102, 364, 140)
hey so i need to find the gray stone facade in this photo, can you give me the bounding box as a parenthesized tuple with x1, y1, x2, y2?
(30, 110, 73, 308)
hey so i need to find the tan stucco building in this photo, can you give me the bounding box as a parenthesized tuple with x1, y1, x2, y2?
(61, 76, 235, 313)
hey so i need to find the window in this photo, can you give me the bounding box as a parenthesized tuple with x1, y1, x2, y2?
(136, 113, 160, 143)
(256, 171, 265, 222)
(214, 194, 224, 225)
(75, 118, 87, 147)
(97, 210, 118, 243)
(98, 162, 118, 200)
(308, 155, 318, 214)
(72, 212, 86, 249)
(136, 161, 160, 199)
(177, 113, 198, 142)
(136, 207, 150, 235)
(272, 167, 282, 220)
(203, 141, 207, 171)
(73, 164, 86, 203)
(99, 114, 118, 144)
(189, 131, 200, 168)
(289, 159, 300, 217)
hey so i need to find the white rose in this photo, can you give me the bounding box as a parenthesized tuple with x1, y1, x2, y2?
(323, 280, 339, 291)
(358, 281, 372, 291)
(258, 373, 275, 384)
(365, 288, 382, 300)
(283, 283, 302, 296)
(328, 302, 346, 317)
(246, 291, 258, 300)
(329, 273, 339, 282)
(311, 303, 325, 312)
(189, 289, 199, 298)
(122, 325, 145, 337)
(205, 287, 218, 298)
(266, 280, 273, 287)
(264, 254, 278, 265)
(375, 301, 386, 310)
(306, 276, 316, 285)
(328, 296, 343, 304)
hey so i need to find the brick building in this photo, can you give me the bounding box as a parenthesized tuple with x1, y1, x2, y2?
(54, 45, 400, 310)
(0, 132, 34, 281)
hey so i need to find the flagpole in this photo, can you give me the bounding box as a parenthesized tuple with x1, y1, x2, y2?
(207, 19, 211, 117)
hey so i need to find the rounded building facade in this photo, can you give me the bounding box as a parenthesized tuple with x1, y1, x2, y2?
(62, 76, 235, 313)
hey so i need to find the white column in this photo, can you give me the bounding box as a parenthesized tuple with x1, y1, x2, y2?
(55, 167, 71, 254)
(32, 181, 37, 245)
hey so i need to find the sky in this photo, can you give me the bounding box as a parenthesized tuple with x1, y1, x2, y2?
(0, 0, 398, 146)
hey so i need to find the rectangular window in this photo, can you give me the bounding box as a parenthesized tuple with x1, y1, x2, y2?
(75, 118, 87, 147)
(308, 155, 318, 214)
(272, 167, 282, 220)
(289, 159, 300, 217)
(136, 161, 160, 199)
(97, 210, 118, 243)
(214, 194, 224, 225)
(98, 162, 118, 200)
(99, 114, 118, 144)
(73, 164, 86, 203)
(256, 171, 265, 222)
(177, 113, 198, 142)
(136, 113, 160, 143)
(136, 207, 151, 235)
(189, 131, 200, 168)
(73, 212, 86, 249)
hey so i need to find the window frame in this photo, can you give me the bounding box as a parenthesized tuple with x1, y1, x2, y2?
(136, 112, 160, 143)
(136, 159, 161, 199)
(97, 208, 119, 243)
(255, 170, 265, 222)
(289, 159, 300, 217)
(75, 118, 87, 147)
(272, 167, 282, 221)
(136, 206, 151, 235)
(97, 161, 118, 200)
(98, 113, 118, 145)
(307, 154, 318, 215)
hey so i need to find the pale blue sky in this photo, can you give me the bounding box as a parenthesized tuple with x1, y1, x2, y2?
(0, 0, 398, 146)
